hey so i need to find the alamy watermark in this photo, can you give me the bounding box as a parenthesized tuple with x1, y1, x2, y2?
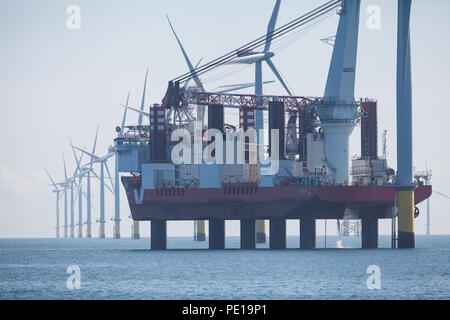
(170, 122, 280, 175)
(366, 265, 381, 290)
(66, 5, 81, 30)
(366, 5, 381, 30)
(66, 265, 81, 290)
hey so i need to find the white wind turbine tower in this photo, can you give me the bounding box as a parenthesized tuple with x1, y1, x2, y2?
(71, 143, 87, 238)
(62, 153, 69, 238)
(45, 169, 63, 238)
(62, 152, 77, 238)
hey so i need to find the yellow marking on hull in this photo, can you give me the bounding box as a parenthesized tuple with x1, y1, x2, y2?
(397, 190, 414, 234)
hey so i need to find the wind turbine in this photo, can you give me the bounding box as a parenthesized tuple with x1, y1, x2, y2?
(166, 16, 273, 106)
(71, 143, 85, 238)
(69, 127, 99, 238)
(167, 15, 205, 125)
(45, 169, 62, 238)
(62, 153, 69, 238)
(62, 143, 87, 238)
(229, 0, 291, 158)
(229, 0, 292, 96)
(73, 145, 115, 239)
(64, 152, 76, 238)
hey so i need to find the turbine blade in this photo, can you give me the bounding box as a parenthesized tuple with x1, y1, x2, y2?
(73, 186, 80, 205)
(90, 168, 100, 181)
(89, 125, 99, 171)
(121, 104, 150, 117)
(167, 15, 204, 91)
(104, 162, 115, 191)
(71, 143, 82, 175)
(138, 70, 148, 126)
(62, 152, 68, 180)
(433, 191, 450, 199)
(182, 58, 203, 90)
(72, 145, 98, 160)
(265, 58, 293, 96)
(45, 169, 59, 190)
(264, 0, 281, 52)
(91, 170, 114, 194)
(70, 143, 80, 174)
(79, 151, 84, 171)
(121, 92, 130, 135)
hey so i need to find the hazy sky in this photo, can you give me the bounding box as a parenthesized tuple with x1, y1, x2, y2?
(0, 0, 449, 238)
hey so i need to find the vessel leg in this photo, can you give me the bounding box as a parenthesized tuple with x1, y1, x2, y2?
(362, 216, 378, 249)
(269, 218, 286, 249)
(209, 219, 225, 250)
(196, 220, 206, 241)
(300, 218, 316, 249)
(151, 219, 167, 250)
(240, 219, 256, 249)
(132, 221, 140, 240)
(256, 220, 266, 243)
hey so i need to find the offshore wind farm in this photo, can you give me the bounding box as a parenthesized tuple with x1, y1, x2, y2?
(44, 0, 434, 249)
(1, 0, 450, 301)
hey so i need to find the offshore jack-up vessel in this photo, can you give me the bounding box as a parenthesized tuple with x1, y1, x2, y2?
(115, 0, 431, 249)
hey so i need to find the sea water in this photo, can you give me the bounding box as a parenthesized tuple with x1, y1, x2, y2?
(0, 235, 449, 299)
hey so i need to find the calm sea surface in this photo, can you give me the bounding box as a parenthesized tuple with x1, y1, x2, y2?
(0, 235, 449, 299)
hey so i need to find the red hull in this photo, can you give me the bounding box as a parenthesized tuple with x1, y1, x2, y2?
(122, 179, 431, 221)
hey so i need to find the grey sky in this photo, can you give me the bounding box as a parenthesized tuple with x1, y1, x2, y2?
(0, 0, 449, 238)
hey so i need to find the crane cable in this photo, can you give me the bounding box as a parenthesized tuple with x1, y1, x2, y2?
(199, 10, 335, 86)
(171, 0, 342, 83)
(173, 0, 341, 82)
